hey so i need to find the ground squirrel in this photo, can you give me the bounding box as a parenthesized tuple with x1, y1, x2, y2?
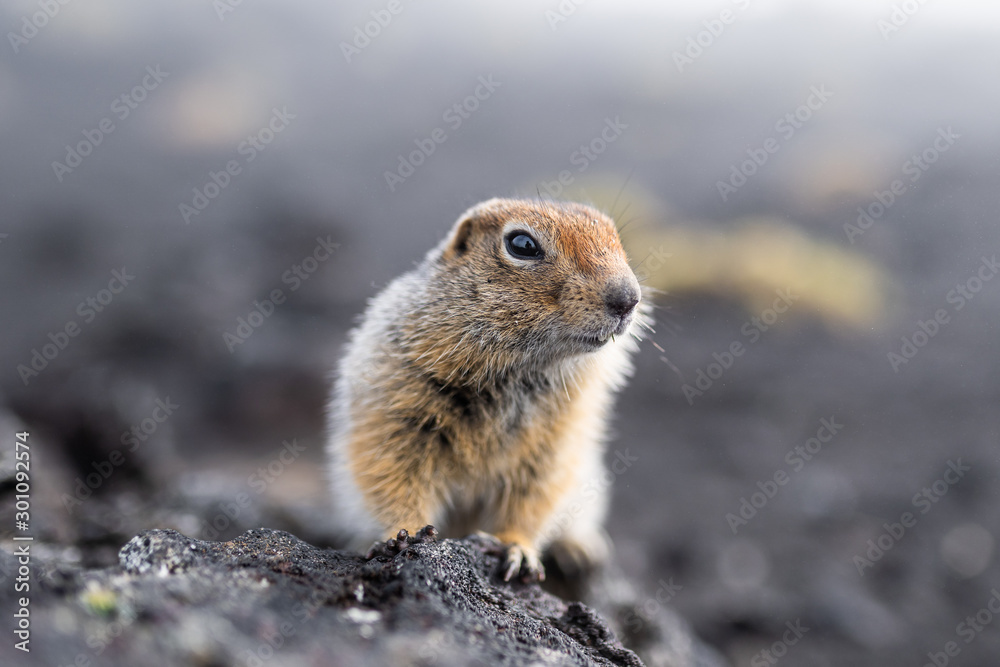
(327, 198, 648, 581)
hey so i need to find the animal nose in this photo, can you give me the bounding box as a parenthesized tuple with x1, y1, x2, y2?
(604, 281, 639, 319)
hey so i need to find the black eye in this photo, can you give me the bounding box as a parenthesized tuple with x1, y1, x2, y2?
(505, 232, 543, 259)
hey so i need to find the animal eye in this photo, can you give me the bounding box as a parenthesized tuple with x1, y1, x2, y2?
(505, 232, 543, 259)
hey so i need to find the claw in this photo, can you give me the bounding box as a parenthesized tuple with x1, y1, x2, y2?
(502, 543, 545, 582)
(472, 532, 545, 582)
(395, 529, 409, 549)
(364, 525, 438, 560)
(414, 525, 439, 541)
(503, 547, 522, 582)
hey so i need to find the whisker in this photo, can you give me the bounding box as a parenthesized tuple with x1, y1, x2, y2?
(610, 166, 636, 221)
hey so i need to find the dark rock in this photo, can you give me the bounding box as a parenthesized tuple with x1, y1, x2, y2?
(549, 556, 729, 667)
(2, 528, 671, 666)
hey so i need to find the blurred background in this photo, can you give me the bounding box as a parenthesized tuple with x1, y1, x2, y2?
(2, 1, 999, 665)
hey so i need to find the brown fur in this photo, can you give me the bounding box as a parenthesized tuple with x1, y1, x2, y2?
(327, 198, 647, 580)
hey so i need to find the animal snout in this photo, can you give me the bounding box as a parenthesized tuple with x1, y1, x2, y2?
(604, 279, 640, 320)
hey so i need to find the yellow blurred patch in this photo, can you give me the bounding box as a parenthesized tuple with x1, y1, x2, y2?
(544, 176, 892, 333)
(81, 583, 118, 617)
(628, 219, 890, 332)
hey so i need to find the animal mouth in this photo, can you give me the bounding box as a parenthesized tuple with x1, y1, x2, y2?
(577, 333, 613, 348)
(576, 317, 631, 349)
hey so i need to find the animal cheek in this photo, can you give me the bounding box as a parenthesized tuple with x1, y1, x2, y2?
(551, 281, 585, 310)
(544, 278, 567, 305)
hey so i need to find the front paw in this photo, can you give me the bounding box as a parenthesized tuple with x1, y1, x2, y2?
(365, 525, 438, 559)
(477, 532, 544, 582)
(502, 542, 545, 583)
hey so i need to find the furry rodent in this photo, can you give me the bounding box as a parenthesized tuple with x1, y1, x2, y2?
(327, 197, 647, 580)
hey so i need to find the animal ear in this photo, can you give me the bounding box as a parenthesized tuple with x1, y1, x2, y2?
(441, 213, 476, 260)
(441, 198, 508, 261)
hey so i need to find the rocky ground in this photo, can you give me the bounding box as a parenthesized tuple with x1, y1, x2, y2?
(3, 4, 1000, 666)
(0, 524, 723, 667)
